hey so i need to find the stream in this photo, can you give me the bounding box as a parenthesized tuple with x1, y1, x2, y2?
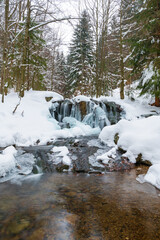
(0, 170, 160, 240)
(0, 136, 160, 239)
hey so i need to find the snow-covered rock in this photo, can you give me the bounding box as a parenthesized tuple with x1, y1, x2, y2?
(144, 164, 160, 189)
(99, 115, 160, 189)
(52, 146, 71, 166)
(0, 146, 17, 177)
(99, 116, 160, 165)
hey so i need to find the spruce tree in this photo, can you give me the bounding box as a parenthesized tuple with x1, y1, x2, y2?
(67, 10, 94, 96)
(130, 0, 160, 106)
(53, 52, 67, 94)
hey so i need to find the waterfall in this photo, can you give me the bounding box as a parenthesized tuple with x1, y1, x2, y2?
(49, 98, 124, 130)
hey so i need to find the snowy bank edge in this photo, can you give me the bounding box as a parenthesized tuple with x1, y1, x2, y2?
(99, 116, 160, 189)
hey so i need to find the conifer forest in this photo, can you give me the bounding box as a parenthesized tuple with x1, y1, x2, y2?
(0, 0, 160, 104)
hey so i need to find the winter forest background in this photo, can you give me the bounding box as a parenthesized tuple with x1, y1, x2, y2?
(0, 0, 160, 104)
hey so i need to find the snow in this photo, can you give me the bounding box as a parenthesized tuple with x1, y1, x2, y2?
(0, 146, 38, 182)
(73, 95, 90, 103)
(52, 146, 71, 166)
(137, 164, 160, 190)
(100, 116, 160, 165)
(0, 88, 160, 190)
(62, 117, 100, 135)
(144, 164, 160, 189)
(0, 90, 99, 147)
(0, 146, 17, 177)
(99, 114, 160, 189)
(96, 85, 160, 190)
(97, 89, 159, 121)
(96, 147, 117, 165)
(142, 62, 154, 85)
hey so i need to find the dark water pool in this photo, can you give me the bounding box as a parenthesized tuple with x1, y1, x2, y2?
(0, 170, 160, 240)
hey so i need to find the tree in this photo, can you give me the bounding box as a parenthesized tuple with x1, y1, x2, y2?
(106, 16, 120, 95)
(67, 10, 94, 96)
(53, 52, 67, 94)
(130, 0, 160, 106)
(119, 0, 125, 99)
(0, 0, 79, 102)
(1, 0, 9, 102)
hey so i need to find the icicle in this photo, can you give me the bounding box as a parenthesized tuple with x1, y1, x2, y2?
(49, 98, 123, 130)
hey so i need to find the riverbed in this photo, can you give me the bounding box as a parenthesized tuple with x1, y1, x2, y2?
(0, 170, 160, 240)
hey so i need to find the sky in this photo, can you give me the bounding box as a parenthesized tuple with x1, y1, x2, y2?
(53, 0, 84, 55)
(53, 0, 119, 55)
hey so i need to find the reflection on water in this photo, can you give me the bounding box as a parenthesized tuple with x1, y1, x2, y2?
(0, 170, 160, 240)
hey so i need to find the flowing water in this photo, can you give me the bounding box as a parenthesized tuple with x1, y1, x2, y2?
(0, 170, 160, 240)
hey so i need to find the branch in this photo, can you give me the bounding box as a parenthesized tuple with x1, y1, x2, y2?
(29, 17, 80, 32)
(12, 17, 80, 43)
(12, 96, 21, 114)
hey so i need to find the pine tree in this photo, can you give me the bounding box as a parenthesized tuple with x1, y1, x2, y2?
(107, 16, 120, 95)
(53, 52, 67, 94)
(67, 10, 94, 96)
(119, 0, 139, 99)
(130, 0, 160, 106)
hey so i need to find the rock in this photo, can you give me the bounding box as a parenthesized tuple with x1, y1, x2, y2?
(136, 153, 152, 166)
(28, 228, 45, 240)
(107, 158, 134, 171)
(36, 139, 40, 145)
(56, 163, 69, 172)
(118, 147, 126, 154)
(65, 214, 78, 225)
(79, 101, 87, 120)
(45, 96, 53, 102)
(114, 133, 119, 144)
(6, 218, 30, 234)
(136, 165, 149, 175)
(32, 165, 40, 174)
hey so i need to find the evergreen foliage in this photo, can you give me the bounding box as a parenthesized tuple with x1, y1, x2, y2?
(130, 0, 160, 104)
(53, 52, 67, 94)
(67, 10, 94, 96)
(0, 0, 160, 102)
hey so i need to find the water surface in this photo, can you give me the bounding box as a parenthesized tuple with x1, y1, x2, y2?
(0, 170, 160, 240)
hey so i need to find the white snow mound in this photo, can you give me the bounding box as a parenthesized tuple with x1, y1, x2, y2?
(52, 146, 71, 165)
(0, 146, 17, 177)
(99, 116, 160, 165)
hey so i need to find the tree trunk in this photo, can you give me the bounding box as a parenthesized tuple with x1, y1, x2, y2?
(155, 96, 160, 107)
(120, 0, 125, 100)
(95, 0, 99, 97)
(1, 0, 9, 103)
(20, 0, 30, 97)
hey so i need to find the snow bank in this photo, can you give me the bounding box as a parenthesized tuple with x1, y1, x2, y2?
(97, 95, 159, 120)
(1, 87, 159, 148)
(0, 90, 63, 147)
(0, 146, 17, 177)
(0, 91, 100, 147)
(73, 95, 90, 103)
(99, 116, 160, 165)
(100, 115, 160, 189)
(144, 164, 160, 189)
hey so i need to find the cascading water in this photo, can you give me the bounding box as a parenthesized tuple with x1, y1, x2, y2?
(49, 98, 124, 130)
